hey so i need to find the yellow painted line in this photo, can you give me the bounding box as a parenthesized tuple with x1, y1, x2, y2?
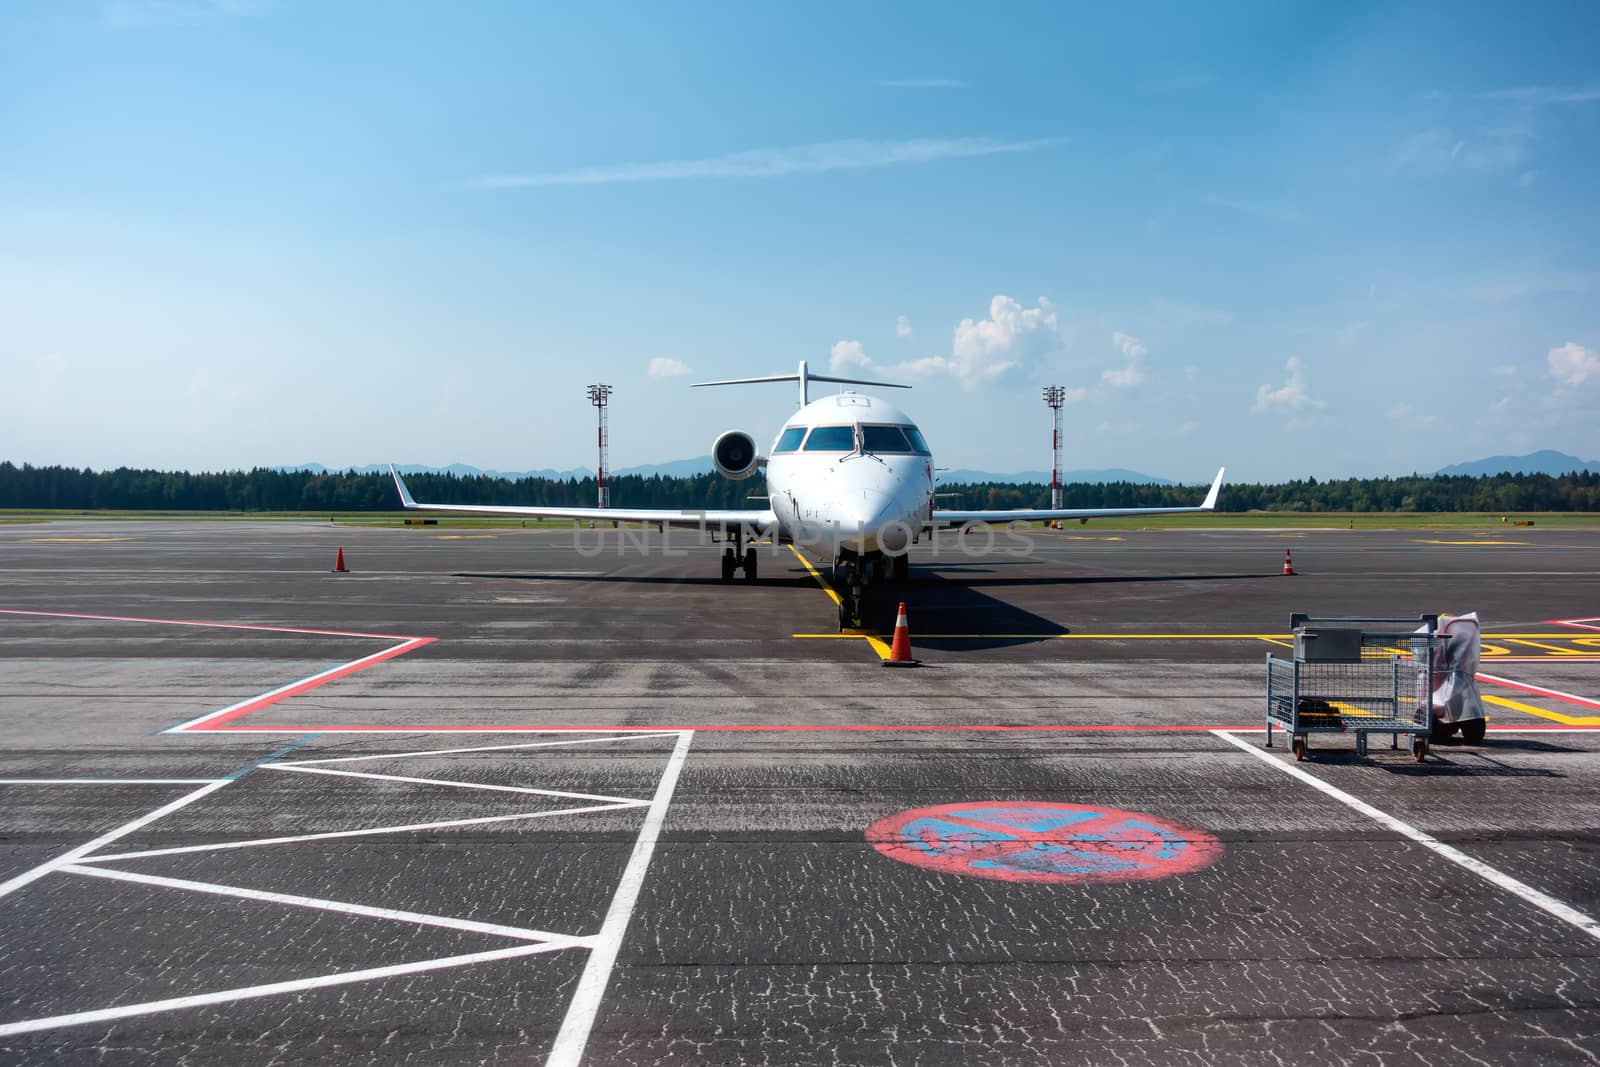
(433, 534, 498, 540)
(787, 545, 841, 606)
(862, 634, 893, 660)
(1483, 693, 1600, 727)
(1506, 639, 1594, 656)
(1412, 539, 1528, 546)
(786, 547, 889, 660)
(25, 537, 133, 543)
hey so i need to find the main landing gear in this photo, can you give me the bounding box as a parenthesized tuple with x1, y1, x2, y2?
(719, 531, 758, 585)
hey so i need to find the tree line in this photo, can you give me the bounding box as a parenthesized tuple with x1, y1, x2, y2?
(2, 461, 1598, 513)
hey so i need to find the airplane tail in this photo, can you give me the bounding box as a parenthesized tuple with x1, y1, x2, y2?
(693, 360, 909, 407)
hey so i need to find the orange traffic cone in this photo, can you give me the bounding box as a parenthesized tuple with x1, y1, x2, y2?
(882, 601, 920, 667)
(333, 547, 348, 573)
(1282, 549, 1295, 576)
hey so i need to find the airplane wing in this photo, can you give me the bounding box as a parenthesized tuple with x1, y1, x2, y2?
(389, 466, 776, 532)
(932, 466, 1225, 526)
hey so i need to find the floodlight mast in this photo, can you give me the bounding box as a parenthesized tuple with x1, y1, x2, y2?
(587, 383, 613, 508)
(1043, 385, 1066, 509)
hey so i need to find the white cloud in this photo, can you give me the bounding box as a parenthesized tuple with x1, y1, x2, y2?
(874, 79, 965, 89)
(1548, 342, 1599, 386)
(1387, 403, 1412, 419)
(945, 295, 1060, 387)
(1334, 322, 1365, 349)
(1101, 330, 1149, 388)
(895, 315, 912, 338)
(459, 137, 1064, 189)
(1176, 420, 1200, 435)
(828, 340, 872, 374)
(1253, 356, 1321, 412)
(1491, 364, 1519, 377)
(647, 357, 690, 378)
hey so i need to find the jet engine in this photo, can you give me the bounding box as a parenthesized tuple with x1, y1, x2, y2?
(712, 430, 760, 480)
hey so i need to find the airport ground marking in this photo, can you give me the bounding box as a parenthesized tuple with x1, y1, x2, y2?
(61, 863, 592, 947)
(1551, 617, 1600, 632)
(1482, 694, 1600, 727)
(276, 732, 675, 766)
(548, 729, 694, 1067)
(0, 778, 225, 785)
(72, 801, 648, 866)
(265, 763, 650, 806)
(0, 779, 229, 904)
(1213, 729, 1600, 943)
(1478, 672, 1600, 712)
(0, 942, 569, 1039)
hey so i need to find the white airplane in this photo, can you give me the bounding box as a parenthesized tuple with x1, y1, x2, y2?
(389, 360, 1225, 630)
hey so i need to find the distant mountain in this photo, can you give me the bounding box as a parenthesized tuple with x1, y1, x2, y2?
(937, 467, 1173, 486)
(1432, 450, 1600, 477)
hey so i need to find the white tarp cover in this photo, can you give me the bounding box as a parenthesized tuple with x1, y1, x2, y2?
(1417, 612, 1485, 724)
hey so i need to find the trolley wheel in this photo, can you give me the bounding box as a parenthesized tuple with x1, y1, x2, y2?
(1460, 718, 1487, 745)
(1411, 736, 1428, 762)
(1291, 737, 1306, 762)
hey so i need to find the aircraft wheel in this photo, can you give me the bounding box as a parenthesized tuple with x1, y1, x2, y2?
(892, 554, 909, 583)
(743, 548, 758, 583)
(720, 552, 735, 584)
(1430, 717, 1458, 743)
(1460, 718, 1486, 745)
(838, 600, 853, 632)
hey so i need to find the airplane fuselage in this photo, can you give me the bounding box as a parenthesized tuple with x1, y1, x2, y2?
(763, 392, 934, 560)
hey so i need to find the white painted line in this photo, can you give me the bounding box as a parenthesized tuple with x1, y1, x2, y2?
(0, 941, 565, 1038)
(277, 732, 676, 767)
(0, 779, 225, 785)
(62, 864, 594, 948)
(0, 780, 229, 903)
(266, 764, 649, 806)
(547, 729, 694, 1067)
(1479, 672, 1600, 712)
(75, 801, 647, 865)
(161, 638, 426, 733)
(1212, 730, 1600, 942)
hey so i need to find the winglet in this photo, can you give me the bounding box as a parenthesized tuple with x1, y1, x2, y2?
(389, 464, 418, 509)
(1202, 466, 1226, 510)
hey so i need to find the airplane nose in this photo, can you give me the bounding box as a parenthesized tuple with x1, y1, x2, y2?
(842, 491, 909, 553)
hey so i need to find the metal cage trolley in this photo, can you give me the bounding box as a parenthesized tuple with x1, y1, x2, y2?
(1265, 614, 1439, 762)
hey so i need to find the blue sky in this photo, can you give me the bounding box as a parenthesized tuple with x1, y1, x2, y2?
(4, 1, 1598, 482)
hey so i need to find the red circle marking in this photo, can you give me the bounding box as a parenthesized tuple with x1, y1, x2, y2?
(866, 800, 1223, 884)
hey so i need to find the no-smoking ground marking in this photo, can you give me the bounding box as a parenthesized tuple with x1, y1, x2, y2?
(866, 801, 1224, 885)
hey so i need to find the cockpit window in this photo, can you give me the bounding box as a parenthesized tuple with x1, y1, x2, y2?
(861, 425, 912, 453)
(773, 427, 806, 452)
(903, 427, 930, 454)
(802, 425, 855, 451)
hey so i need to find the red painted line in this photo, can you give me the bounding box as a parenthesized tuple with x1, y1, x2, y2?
(1478, 672, 1600, 711)
(174, 638, 436, 732)
(1548, 617, 1600, 632)
(0, 608, 419, 642)
(202, 722, 1268, 734)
